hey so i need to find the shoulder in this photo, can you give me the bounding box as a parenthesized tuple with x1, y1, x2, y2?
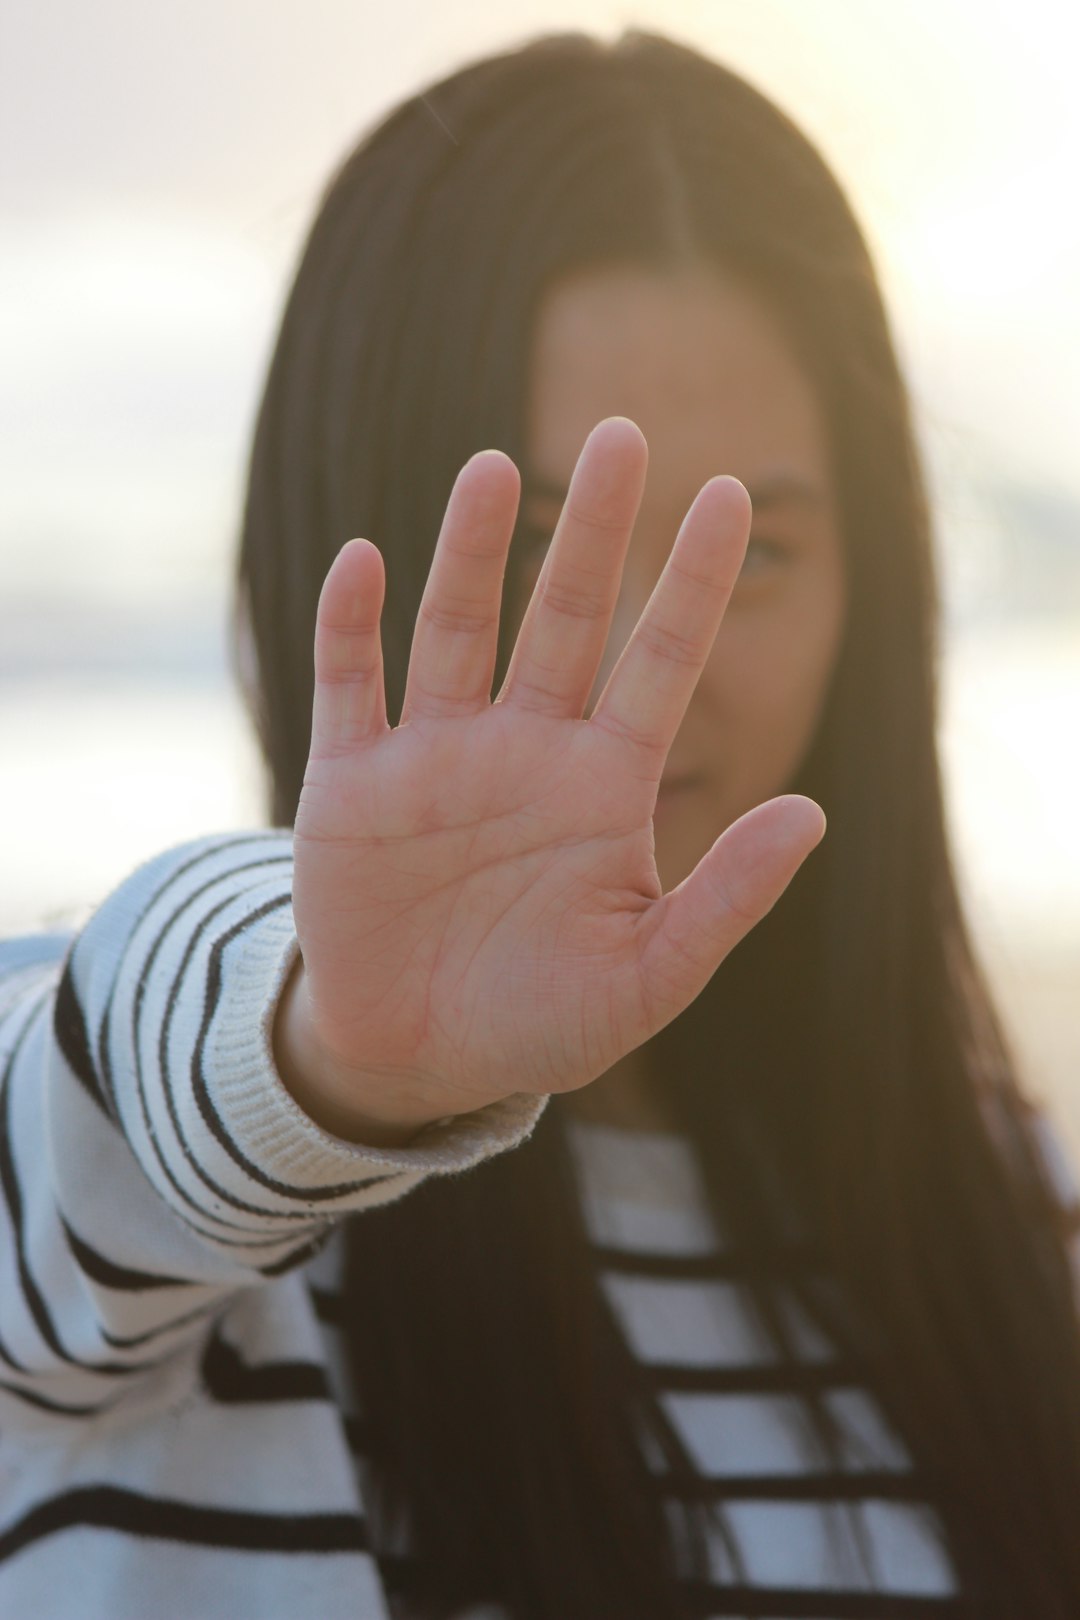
(0, 932, 73, 974)
(0, 931, 73, 1020)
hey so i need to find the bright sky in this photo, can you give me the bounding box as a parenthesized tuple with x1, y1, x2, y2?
(0, 0, 1076, 611)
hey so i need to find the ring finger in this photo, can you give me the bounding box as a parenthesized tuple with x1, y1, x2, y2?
(589, 475, 752, 768)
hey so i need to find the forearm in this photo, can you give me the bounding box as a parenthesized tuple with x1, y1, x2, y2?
(0, 832, 547, 1426)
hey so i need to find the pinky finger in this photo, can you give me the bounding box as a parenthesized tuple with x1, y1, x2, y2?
(310, 539, 389, 755)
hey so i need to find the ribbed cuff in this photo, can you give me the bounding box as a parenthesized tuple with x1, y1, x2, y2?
(205, 897, 549, 1195)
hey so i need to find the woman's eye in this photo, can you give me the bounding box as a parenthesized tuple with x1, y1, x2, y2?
(738, 536, 789, 577)
(514, 523, 790, 581)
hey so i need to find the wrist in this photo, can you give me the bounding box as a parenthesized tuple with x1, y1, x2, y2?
(272, 956, 444, 1148)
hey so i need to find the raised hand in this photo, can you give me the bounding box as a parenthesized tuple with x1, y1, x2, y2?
(278, 417, 825, 1143)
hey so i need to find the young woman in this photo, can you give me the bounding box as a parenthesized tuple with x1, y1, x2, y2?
(2, 28, 1078, 1620)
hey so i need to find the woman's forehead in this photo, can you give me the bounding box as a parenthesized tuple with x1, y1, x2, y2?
(523, 263, 833, 499)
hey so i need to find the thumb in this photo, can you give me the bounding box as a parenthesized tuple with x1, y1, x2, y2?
(637, 794, 826, 1018)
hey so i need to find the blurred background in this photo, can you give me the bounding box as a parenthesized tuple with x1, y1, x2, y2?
(1, 2, 1077, 1142)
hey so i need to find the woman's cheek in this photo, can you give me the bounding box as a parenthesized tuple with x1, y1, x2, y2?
(711, 614, 830, 801)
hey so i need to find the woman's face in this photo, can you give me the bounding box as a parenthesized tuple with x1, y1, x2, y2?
(513, 262, 847, 892)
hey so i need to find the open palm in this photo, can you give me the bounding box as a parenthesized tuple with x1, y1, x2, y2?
(290, 417, 825, 1133)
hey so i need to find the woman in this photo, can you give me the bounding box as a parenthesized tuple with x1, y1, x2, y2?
(1, 27, 1078, 1620)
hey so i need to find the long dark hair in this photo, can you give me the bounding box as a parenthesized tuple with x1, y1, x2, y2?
(234, 30, 1080, 1617)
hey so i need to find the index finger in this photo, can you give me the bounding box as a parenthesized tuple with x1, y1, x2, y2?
(588, 476, 752, 766)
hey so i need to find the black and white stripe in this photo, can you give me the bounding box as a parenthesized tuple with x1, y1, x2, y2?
(1, 834, 1073, 1616)
(572, 1122, 962, 1615)
(0, 832, 545, 1619)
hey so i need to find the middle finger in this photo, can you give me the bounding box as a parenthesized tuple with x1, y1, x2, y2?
(495, 417, 648, 718)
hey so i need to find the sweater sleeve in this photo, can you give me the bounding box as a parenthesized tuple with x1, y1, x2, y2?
(0, 831, 548, 1424)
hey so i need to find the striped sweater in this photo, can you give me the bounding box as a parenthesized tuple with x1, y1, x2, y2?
(0, 832, 1073, 1616)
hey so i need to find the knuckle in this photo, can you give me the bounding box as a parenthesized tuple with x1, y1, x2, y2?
(564, 499, 627, 538)
(592, 709, 666, 759)
(405, 677, 480, 717)
(663, 921, 702, 972)
(315, 627, 380, 682)
(318, 661, 381, 687)
(637, 619, 702, 667)
(710, 865, 760, 927)
(445, 532, 507, 564)
(419, 597, 494, 636)
(501, 672, 569, 715)
(669, 557, 727, 596)
(538, 580, 610, 622)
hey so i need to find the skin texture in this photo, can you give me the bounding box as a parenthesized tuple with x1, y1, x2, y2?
(513, 264, 848, 1127)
